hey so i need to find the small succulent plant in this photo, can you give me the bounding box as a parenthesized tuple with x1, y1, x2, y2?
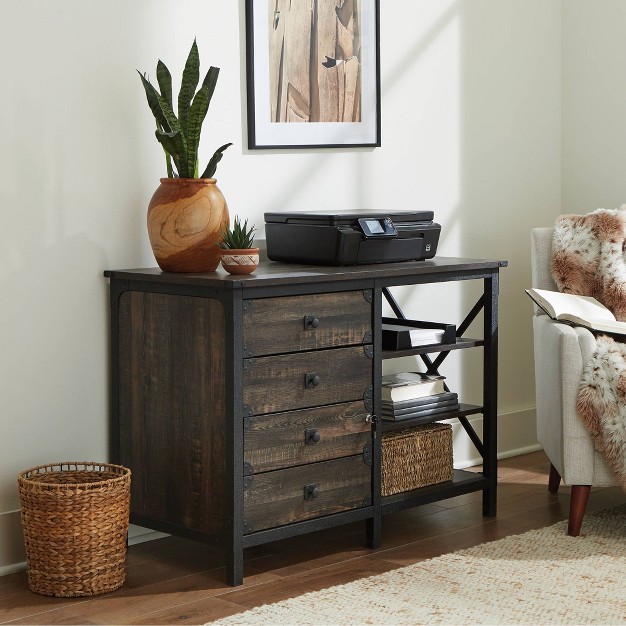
(220, 217, 256, 249)
(138, 39, 232, 179)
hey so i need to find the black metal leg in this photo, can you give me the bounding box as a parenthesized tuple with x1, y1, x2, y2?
(366, 517, 381, 549)
(482, 273, 499, 517)
(227, 552, 244, 586)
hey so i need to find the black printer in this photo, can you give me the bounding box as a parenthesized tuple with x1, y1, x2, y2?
(265, 209, 441, 266)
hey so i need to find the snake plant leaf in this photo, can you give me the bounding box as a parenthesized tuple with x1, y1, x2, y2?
(156, 121, 174, 178)
(202, 66, 220, 104)
(156, 60, 173, 108)
(155, 92, 181, 134)
(178, 39, 200, 139)
(201, 142, 233, 179)
(138, 71, 170, 131)
(186, 85, 210, 179)
(155, 129, 188, 178)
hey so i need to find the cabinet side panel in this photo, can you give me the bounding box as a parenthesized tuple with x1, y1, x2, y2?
(118, 291, 226, 536)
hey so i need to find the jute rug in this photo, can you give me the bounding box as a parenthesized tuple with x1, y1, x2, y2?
(211, 505, 626, 625)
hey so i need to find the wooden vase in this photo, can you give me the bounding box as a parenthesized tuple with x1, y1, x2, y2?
(147, 178, 229, 273)
(220, 248, 260, 275)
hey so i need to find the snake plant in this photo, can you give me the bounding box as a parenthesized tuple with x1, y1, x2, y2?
(138, 40, 232, 179)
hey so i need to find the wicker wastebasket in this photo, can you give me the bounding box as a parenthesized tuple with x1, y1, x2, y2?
(18, 462, 131, 597)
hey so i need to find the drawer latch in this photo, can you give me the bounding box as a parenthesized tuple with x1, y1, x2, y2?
(305, 372, 321, 388)
(304, 315, 320, 330)
(303, 483, 320, 500)
(362, 442, 373, 466)
(305, 428, 321, 445)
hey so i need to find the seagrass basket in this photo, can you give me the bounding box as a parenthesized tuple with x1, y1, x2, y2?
(381, 423, 453, 496)
(18, 462, 131, 597)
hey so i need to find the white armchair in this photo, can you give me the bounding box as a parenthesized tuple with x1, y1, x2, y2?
(531, 228, 617, 536)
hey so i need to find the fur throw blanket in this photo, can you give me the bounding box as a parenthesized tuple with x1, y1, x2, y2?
(551, 207, 626, 490)
(552, 206, 626, 321)
(577, 336, 626, 489)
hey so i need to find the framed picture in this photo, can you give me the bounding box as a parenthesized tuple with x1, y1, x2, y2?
(245, 0, 381, 149)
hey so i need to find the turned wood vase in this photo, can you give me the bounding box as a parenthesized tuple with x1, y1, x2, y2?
(147, 178, 229, 272)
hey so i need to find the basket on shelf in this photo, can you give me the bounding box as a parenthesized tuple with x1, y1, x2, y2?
(381, 423, 453, 496)
(18, 462, 131, 597)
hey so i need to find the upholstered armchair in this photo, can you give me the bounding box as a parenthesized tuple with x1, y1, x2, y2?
(531, 228, 617, 536)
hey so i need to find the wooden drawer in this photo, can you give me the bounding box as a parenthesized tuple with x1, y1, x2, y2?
(243, 291, 372, 357)
(244, 401, 371, 473)
(244, 455, 371, 533)
(243, 345, 372, 415)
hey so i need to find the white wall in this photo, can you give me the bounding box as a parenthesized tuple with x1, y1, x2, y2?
(0, 0, 563, 573)
(562, 0, 626, 213)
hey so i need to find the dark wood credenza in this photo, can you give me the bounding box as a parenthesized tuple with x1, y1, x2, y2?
(105, 256, 507, 585)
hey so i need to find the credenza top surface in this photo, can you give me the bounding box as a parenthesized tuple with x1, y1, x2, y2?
(104, 256, 508, 289)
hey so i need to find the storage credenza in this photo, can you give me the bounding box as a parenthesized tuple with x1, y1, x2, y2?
(105, 256, 507, 585)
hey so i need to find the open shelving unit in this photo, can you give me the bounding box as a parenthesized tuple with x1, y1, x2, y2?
(377, 285, 496, 518)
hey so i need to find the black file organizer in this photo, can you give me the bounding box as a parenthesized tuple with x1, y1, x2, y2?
(381, 318, 457, 351)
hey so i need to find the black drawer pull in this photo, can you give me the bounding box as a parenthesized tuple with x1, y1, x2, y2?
(304, 483, 320, 500)
(305, 428, 321, 445)
(305, 372, 320, 388)
(304, 315, 320, 330)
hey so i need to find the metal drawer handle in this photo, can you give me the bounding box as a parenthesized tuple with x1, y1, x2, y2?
(304, 483, 320, 500)
(304, 315, 320, 330)
(305, 428, 321, 445)
(305, 372, 320, 388)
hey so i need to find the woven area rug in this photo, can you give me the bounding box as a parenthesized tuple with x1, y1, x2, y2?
(211, 505, 626, 625)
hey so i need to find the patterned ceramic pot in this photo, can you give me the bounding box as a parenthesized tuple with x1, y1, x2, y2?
(221, 248, 260, 275)
(147, 178, 229, 273)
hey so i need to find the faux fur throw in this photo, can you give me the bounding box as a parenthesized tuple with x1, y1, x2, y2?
(577, 336, 626, 489)
(552, 206, 626, 321)
(551, 207, 626, 490)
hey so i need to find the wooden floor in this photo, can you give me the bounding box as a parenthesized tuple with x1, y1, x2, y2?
(1, 451, 625, 625)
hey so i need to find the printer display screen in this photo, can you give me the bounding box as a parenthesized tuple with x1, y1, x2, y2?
(364, 219, 385, 234)
(357, 217, 398, 238)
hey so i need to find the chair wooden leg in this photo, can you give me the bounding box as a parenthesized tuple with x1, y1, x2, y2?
(568, 485, 591, 537)
(548, 464, 561, 493)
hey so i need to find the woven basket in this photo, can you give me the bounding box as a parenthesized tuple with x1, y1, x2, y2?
(18, 462, 131, 597)
(382, 423, 453, 496)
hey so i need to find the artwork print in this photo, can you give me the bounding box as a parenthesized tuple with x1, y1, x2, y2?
(269, 0, 362, 124)
(246, 0, 380, 148)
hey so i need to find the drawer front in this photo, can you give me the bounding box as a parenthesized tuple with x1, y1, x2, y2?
(243, 291, 372, 357)
(244, 455, 371, 533)
(243, 346, 372, 415)
(244, 401, 371, 473)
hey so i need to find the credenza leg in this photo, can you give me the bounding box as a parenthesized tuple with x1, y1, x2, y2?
(227, 552, 244, 587)
(366, 516, 381, 549)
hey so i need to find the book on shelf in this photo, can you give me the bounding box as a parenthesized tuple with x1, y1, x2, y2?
(381, 391, 458, 411)
(526, 288, 626, 335)
(381, 372, 445, 403)
(382, 392, 459, 421)
(381, 403, 460, 422)
(382, 393, 459, 415)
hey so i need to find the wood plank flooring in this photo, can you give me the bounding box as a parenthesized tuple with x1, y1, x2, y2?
(1, 451, 624, 625)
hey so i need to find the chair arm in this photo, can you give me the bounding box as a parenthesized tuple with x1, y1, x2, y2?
(533, 315, 597, 483)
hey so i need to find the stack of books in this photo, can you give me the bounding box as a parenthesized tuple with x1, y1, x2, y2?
(381, 372, 459, 422)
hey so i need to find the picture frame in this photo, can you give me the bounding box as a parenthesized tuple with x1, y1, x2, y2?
(245, 0, 381, 149)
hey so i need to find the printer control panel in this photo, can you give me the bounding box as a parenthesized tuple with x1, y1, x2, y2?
(357, 217, 398, 239)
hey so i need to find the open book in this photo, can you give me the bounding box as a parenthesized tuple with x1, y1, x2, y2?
(526, 288, 626, 335)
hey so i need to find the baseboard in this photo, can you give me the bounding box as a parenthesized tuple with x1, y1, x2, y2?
(450, 406, 539, 469)
(0, 407, 539, 576)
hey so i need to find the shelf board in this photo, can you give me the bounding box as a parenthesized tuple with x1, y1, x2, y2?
(380, 403, 483, 432)
(381, 469, 489, 515)
(381, 337, 484, 359)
